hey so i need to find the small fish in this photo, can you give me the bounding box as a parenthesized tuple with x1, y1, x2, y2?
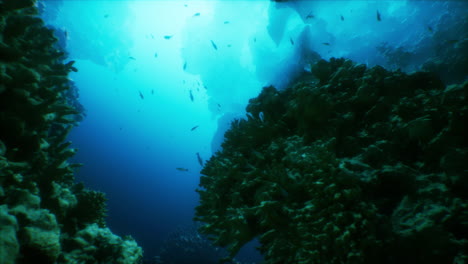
(129, 56, 136, 60)
(446, 39, 459, 44)
(104, 14, 109, 18)
(191, 125, 199, 131)
(227, 44, 232, 47)
(217, 103, 221, 108)
(183, 61, 187, 70)
(376, 10, 381, 21)
(176, 168, 189, 172)
(224, 21, 229, 24)
(427, 26, 433, 33)
(139, 91, 144, 99)
(196, 152, 204, 166)
(189, 90, 194, 102)
(151, 89, 154, 95)
(253, 37, 256, 42)
(322, 42, 330, 46)
(164, 35, 173, 40)
(290, 37, 294, 45)
(154, 52, 158, 58)
(259, 111, 264, 122)
(193, 12, 200, 17)
(210, 40, 218, 50)
(306, 12, 314, 19)
(340, 15, 344, 21)
(151, 34, 155, 39)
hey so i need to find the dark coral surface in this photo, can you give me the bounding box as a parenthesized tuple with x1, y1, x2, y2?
(195, 58, 468, 263)
(0, 1, 142, 263)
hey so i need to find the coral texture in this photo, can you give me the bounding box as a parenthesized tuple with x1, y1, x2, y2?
(195, 58, 468, 263)
(0, 1, 142, 263)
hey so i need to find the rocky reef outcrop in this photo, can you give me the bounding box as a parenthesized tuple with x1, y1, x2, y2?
(0, 1, 142, 263)
(195, 58, 468, 263)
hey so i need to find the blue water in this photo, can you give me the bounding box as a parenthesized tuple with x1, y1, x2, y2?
(39, 0, 467, 262)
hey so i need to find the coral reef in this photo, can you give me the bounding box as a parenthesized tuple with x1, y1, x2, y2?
(195, 58, 468, 263)
(0, 1, 142, 263)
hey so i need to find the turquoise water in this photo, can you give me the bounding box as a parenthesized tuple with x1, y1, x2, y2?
(39, 1, 467, 262)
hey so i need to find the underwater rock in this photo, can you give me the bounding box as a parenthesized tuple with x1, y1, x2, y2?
(196, 58, 468, 263)
(22, 223, 61, 262)
(0, 206, 20, 264)
(7, 189, 62, 263)
(50, 181, 78, 214)
(61, 224, 142, 264)
(0, 2, 142, 263)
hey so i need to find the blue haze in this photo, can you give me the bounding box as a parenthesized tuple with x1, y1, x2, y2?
(40, 0, 467, 262)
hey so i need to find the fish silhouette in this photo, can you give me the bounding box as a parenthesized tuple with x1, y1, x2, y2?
(210, 40, 218, 50)
(196, 153, 204, 166)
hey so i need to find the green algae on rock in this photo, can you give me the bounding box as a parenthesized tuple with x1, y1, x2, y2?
(0, 1, 142, 263)
(195, 58, 468, 263)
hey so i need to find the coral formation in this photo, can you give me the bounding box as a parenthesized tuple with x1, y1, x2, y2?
(0, 1, 142, 263)
(195, 58, 468, 263)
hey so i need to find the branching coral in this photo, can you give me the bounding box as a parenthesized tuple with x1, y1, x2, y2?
(196, 58, 468, 263)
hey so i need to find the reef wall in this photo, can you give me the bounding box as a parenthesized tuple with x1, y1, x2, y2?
(195, 58, 468, 263)
(0, 1, 142, 263)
